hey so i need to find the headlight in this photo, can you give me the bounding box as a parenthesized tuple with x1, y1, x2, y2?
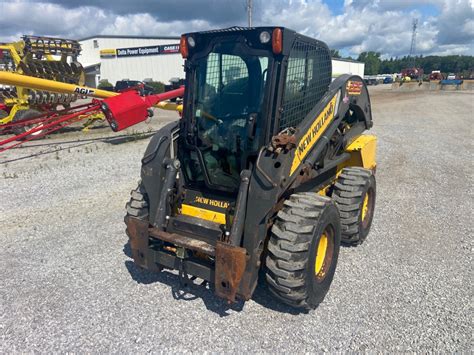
(187, 36, 196, 47)
(259, 31, 271, 44)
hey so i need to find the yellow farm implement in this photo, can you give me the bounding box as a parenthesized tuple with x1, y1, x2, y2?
(0, 35, 85, 132)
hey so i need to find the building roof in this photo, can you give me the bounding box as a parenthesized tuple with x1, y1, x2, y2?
(78, 34, 180, 41)
(332, 57, 364, 64)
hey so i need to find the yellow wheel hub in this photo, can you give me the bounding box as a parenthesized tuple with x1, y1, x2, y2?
(315, 232, 328, 276)
(361, 192, 370, 221)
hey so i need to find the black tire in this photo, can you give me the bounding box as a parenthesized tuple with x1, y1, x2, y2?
(265, 193, 341, 310)
(124, 181, 149, 235)
(12, 109, 43, 138)
(332, 167, 376, 245)
(0, 109, 8, 120)
(0, 110, 8, 134)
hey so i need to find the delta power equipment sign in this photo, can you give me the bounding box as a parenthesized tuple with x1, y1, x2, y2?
(100, 44, 179, 58)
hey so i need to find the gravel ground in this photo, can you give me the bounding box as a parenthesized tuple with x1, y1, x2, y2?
(0, 86, 472, 352)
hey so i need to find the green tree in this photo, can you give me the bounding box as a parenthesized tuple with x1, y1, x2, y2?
(357, 51, 381, 75)
(97, 79, 113, 91)
(330, 49, 341, 58)
(376, 55, 474, 76)
(146, 81, 165, 94)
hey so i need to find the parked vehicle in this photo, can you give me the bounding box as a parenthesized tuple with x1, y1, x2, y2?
(429, 71, 444, 81)
(364, 78, 378, 86)
(115, 80, 154, 95)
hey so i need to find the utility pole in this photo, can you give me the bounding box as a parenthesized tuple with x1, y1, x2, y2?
(409, 18, 418, 67)
(247, 0, 253, 27)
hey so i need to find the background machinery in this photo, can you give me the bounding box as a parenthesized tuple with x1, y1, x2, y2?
(0, 71, 183, 151)
(0, 35, 85, 133)
(401, 19, 423, 81)
(124, 27, 377, 309)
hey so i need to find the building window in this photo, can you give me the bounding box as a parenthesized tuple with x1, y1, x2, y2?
(93, 40, 99, 48)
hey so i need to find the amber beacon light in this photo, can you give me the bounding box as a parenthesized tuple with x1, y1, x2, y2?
(272, 28, 283, 54)
(180, 35, 188, 58)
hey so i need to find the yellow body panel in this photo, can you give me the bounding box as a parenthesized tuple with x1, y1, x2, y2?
(180, 204, 226, 225)
(317, 134, 377, 196)
(290, 94, 338, 175)
(343, 134, 377, 171)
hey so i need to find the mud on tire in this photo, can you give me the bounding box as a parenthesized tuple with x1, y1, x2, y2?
(265, 193, 341, 310)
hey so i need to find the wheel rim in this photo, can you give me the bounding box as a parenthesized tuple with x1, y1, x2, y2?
(314, 226, 334, 282)
(361, 188, 374, 229)
(29, 123, 44, 136)
(361, 192, 370, 221)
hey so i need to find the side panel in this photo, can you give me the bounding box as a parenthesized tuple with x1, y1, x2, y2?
(238, 75, 373, 297)
(140, 121, 179, 223)
(339, 135, 377, 171)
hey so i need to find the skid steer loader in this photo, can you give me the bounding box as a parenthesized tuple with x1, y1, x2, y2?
(125, 27, 376, 309)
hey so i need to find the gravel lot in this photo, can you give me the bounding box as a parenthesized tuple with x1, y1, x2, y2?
(0, 86, 472, 352)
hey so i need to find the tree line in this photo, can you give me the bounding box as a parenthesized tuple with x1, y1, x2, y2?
(331, 50, 474, 76)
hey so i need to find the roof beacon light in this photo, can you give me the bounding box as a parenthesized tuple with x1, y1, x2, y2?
(259, 31, 271, 44)
(272, 28, 283, 54)
(180, 35, 188, 58)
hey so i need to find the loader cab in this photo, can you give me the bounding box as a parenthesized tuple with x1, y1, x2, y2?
(179, 27, 332, 194)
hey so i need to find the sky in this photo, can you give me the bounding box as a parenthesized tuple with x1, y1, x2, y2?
(0, 0, 473, 58)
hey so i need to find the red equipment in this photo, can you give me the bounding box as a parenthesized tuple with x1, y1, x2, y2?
(101, 87, 184, 131)
(0, 86, 184, 152)
(401, 67, 424, 80)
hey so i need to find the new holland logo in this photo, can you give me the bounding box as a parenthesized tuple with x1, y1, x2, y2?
(194, 196, 230, 209)
(290, 94, 338, 175)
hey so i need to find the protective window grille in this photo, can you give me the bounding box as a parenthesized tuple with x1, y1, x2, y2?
(279, 40, 331, 129)
(205, 53, 248, 89)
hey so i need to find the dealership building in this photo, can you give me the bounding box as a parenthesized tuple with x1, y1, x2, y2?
(78, 35, 364, 88)
(78, 35, 182, 87)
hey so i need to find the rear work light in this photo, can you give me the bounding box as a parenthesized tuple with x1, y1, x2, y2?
(272, 28, 283, 54)
(180, 35, 188, 58)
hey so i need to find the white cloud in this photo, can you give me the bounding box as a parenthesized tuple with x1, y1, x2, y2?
(0, 0, 472, 56)
(259, 0, 473, 56)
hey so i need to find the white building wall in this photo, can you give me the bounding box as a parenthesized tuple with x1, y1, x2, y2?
(78, 37, 182, 86)
(78, 37, 365, 87)
(332, 59, 365, 77)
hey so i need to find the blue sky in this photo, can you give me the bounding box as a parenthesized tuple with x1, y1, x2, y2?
(326, 0, 440, 17)
(0, 0, 473, 57)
